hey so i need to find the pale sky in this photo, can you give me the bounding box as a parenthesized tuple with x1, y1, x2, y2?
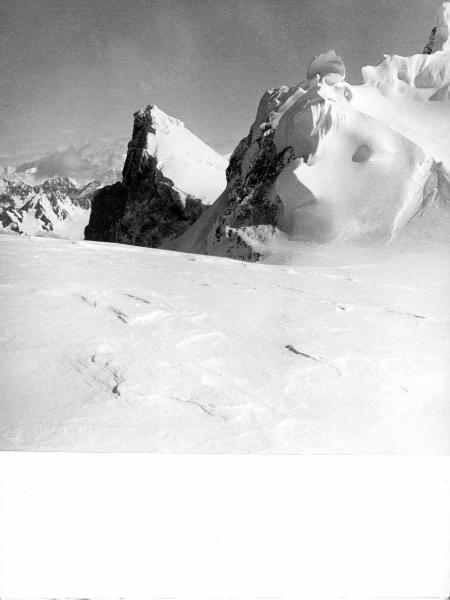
(0, 0, 442, 158)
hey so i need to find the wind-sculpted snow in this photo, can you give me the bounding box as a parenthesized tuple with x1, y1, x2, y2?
(172, 3, 450, 260)
(0, 235, 448, 452)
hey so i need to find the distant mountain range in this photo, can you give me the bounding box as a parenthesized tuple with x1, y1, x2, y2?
(0, 137, 130, 239)
(0, 175, 92, 238)
(7, 137, 129, 187)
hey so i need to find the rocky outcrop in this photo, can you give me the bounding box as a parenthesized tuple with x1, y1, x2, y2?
(423, 2, 450, 53)
(423, 26, 437, 54)
(84, 105, 225, 247)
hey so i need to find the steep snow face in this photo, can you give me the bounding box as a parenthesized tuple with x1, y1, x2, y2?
(0, 235, 448, 453)
(174, 4, 450, 260)
(349, 55, 450, 168)
(0, 175, 90, 239)
(144, 105, 228, 205)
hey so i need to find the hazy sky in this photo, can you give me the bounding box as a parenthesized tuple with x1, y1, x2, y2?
(0, 0, 442, 158)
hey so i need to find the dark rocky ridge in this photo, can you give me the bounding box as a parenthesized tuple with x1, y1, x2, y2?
(423, 26, 437, 54)
(84, 106, 206, 247)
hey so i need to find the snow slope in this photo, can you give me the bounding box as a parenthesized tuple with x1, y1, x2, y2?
(0, 234, 448, 453)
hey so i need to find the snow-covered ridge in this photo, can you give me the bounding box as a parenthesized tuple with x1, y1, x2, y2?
(170, 3, 450, 260)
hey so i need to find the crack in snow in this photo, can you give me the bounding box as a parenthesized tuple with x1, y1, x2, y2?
(277, 285, 430, 319)
(168, 395, 226, 420)
(68, 354, 126, 400)
(122, 293, 152, 304)
(73, 293, 97, 308)
(384, 308, 428, 319)
(109, 306, 128, 323)
(285, 345, 342, 375)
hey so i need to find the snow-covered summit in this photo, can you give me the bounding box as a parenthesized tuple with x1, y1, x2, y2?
(131, 104, 227, 204)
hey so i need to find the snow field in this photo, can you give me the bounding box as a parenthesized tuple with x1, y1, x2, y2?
(1, 234, 448, 452)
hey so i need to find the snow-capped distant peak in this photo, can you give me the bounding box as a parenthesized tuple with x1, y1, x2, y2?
(43, 175, 78, 186)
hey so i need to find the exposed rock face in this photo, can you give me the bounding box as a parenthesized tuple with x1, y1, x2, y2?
(197, 90, 298, 261)
(85, 105, 226, 247)
(423, 26, 437, 54)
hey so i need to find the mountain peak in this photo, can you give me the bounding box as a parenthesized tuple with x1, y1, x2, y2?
(85, 103, 227, 247)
